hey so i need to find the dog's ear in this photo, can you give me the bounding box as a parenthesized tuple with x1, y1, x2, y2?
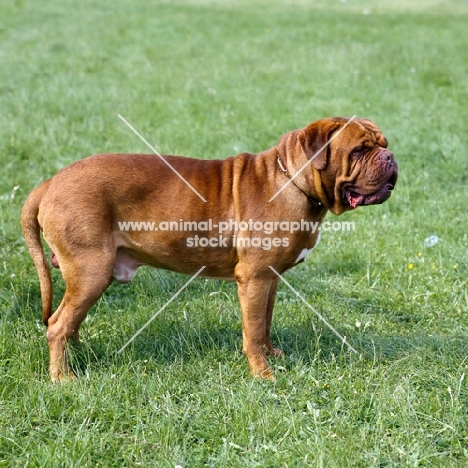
(299, 118, 347, 170)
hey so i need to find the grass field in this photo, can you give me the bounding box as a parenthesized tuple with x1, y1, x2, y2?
(1, 0, 468, 466)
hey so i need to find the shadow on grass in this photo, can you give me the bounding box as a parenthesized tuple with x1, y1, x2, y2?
(15, 268, 468, 377)
(68, 313, 468, 378)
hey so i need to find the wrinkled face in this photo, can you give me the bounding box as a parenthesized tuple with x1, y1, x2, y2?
(279, 117, 398, 215)
(302, 118, 398, 214)
(334, 119, 398, 210)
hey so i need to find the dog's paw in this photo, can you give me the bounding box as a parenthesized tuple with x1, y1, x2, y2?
(51, 371, 77, 383)
(248, 353, 275, 381)
(267, 347, 285, 358)
(257, 368, 275, 382)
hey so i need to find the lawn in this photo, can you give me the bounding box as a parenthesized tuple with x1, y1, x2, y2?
(1, 0, 468, 466)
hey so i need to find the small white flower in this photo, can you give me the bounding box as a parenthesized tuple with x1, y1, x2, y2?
(10, 185, 20, 200)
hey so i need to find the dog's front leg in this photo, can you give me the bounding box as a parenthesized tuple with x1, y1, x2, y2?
(235, 265, 277, 380)
(265, 278, 284, 358)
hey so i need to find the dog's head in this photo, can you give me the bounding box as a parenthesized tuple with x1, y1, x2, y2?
(278, 117, 398, 215)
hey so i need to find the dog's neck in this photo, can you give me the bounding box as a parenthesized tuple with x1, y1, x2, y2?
(276, 152, 323, 207)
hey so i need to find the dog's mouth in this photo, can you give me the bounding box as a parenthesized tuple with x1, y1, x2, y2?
(344, 172, 397, 209)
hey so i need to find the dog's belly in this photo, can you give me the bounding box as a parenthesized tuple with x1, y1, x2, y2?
(111, 225, 321, 282)
(112, 235, 238, 282)
(112, 255, 237, 282)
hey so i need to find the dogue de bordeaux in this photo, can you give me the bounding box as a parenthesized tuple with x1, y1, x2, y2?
(21, 117, 397, 382)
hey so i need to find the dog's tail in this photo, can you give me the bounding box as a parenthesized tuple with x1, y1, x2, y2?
(21, 181, 53, 325)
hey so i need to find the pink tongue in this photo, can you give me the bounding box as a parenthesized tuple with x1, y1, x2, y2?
(349, 192, 364, 208)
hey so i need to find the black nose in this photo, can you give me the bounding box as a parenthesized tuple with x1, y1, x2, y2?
(379, 150, 394, 162)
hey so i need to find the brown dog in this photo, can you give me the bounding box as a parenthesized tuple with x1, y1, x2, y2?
(21, 117, 397, 382)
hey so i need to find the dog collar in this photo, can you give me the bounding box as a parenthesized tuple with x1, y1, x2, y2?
(276, 155, 322, 207)
(277, 155, 289, 175)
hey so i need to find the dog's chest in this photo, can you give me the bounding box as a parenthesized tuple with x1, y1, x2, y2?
(294, 231, 322, 264)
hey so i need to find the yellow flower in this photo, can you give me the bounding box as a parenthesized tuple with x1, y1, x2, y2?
(453, 265, 457, 270)
(417, 252, 422, 257)
(408, 263, 414, 270)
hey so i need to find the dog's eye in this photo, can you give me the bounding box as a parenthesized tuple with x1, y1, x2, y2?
(351, 147, 365, 158)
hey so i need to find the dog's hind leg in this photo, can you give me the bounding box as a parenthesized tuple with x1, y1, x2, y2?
(46, 249, 115, 382)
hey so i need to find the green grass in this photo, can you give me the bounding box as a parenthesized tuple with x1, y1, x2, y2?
(1, 0, 468, 466)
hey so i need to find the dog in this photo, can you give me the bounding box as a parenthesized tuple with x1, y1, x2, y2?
(21, 117, 397, 381)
